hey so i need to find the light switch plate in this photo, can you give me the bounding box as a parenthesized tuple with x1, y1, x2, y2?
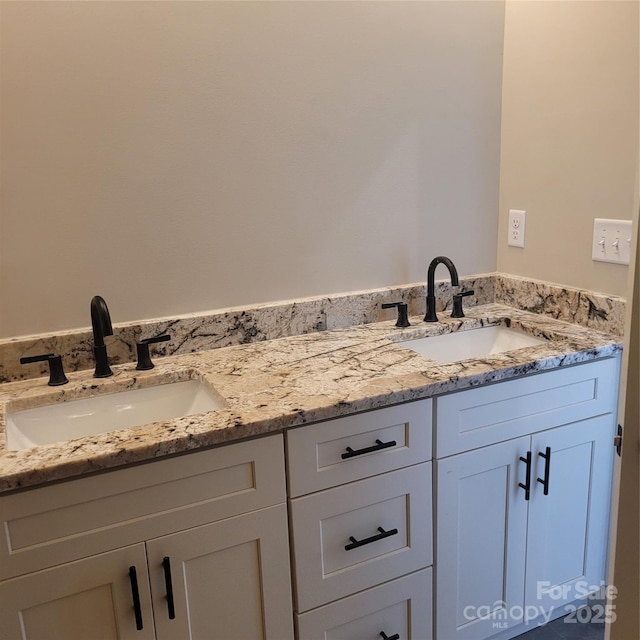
(592, 219, 632, 265)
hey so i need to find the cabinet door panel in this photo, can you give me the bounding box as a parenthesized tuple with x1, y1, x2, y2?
(287, 400, 432, 496)
(0, 544, 153, 640)
(0, 434, 286, 580)
(436, 437, 530, 640)
(291, 463, 432, 612)
(525, 415, 614, 614)
(148, 504, 293, 640)
(436, 358, 619, 457)
(296, 569, 432, 640)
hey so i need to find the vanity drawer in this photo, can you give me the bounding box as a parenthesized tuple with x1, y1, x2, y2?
(435, 358, 620, 458)
(0, 434, 285, 580)
(296, 568, 433, 640)
(286, 400, 432, 497)
(290, 462, 432, 612)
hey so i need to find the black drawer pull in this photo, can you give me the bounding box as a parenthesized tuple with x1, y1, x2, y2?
(537, 447, 552, 496)
(380, 633, 400, 640)
(162, 556, 176, 620)
(518, 451, 532, 501)
(345, 526, 399, 551)
(128, 566, 144, 631)
(341, 439, 397, 459)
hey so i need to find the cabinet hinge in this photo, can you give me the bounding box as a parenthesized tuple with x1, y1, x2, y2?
(614, 424, 623, 457)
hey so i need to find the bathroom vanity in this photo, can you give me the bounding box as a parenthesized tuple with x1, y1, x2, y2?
(434, 357, 618, 639)
(0, 436, 293, 639)
(0, 282, 623, 640)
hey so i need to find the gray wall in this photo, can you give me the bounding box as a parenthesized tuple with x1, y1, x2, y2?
(0, 1, 504, 337)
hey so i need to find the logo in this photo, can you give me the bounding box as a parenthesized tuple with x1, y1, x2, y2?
(462, 582, 617, 628)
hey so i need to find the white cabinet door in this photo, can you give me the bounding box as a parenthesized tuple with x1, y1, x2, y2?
(436, 437, 530, 640)
(0, 544, 154, 640)
(147, 504, 294, 640)
(525, 415, 614, 615)
(436, 417, 615, 640)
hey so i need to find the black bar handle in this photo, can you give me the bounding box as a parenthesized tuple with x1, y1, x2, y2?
(381, 302, 410, 328)
(20, 353, 55, 364)
(20, 353, 69, 386)
(519, 451, 532, 501)
(136, 334, 171, 370)
(162, 556, 176, 620)
(128, 566, 144, 631)
(537, 447, 551, 496)
(342, 439, 397, 460)
(345, 526, 399, 551)
(141, 334, 171, 346)
(380, 633, 400, 640)
(451, 289, 475, 318)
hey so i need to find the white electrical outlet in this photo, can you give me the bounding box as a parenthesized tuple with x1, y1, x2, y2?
(508, 209, 526, 248)
(592, 218, 632, 265)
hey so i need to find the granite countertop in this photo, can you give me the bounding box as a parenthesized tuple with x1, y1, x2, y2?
(0, 303, 622, 493)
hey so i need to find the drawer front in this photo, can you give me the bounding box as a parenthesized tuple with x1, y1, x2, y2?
(436, 358, 620, 458)
(290, 462, 432, 612)
(0, 435, 285, 580)
(286, 400, 432, 497)
(296, 568, 432, 640)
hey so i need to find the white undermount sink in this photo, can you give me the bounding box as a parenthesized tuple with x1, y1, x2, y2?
(5, 380, 226, 451)
(397, 325, 548, 363)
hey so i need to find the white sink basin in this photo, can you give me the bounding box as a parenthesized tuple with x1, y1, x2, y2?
(397, 326, 547, 363)
(5, 380, 226, 451)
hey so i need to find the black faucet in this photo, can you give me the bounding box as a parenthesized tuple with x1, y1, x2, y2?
(424, 256, 460, 322)
(91, 295, 114, 377)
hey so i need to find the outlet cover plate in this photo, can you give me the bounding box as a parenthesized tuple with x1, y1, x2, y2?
(592, 218, 632, 265)
(508, 209, 526, 248)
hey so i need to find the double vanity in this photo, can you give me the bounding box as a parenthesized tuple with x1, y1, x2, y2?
(0, 274, 623, 640)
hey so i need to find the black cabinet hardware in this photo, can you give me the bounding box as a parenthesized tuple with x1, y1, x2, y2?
(136, 334, 171, 370)
(345, 526, 399, 551)
(451, 289, 475, 318)
(380, 633, 400, 640)
(341, 439, 397, 460)
(128, 566, 144, 631)
(382, 302, 410, 328)
(162, 556, 176, 620)
(518, 451, 532, 501)
(615, 424, 623, 456)
(20, 353, 69, 386)
(537, 447, 551, 495)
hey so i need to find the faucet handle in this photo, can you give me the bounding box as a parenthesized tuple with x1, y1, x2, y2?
(136, 334, 171, 371)
(20, 353, 69, 386)
(451, 289, 475, 318)
(382, 302, 410, 328)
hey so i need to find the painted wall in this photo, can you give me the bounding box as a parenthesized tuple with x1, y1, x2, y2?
(609, 169, 639, 639)
(0, 1, 504, 338)
(497, 0, 639, 297)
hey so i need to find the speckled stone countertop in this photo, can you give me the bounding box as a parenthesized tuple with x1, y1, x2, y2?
(0, 302, 622, 493)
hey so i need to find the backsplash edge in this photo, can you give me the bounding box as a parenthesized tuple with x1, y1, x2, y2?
(0, 273, 624, 383)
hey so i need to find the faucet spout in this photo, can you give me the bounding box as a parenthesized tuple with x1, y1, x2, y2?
(424, 256, 459, 322)
(90, 295, 113, 377)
